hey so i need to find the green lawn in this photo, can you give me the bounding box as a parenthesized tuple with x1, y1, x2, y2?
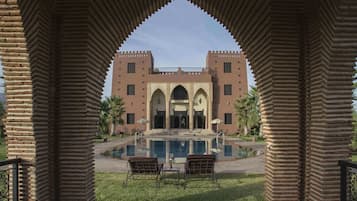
(96, 173, 264, 201)
(352, 154, 357, 162)
(0, 138, 6, 160)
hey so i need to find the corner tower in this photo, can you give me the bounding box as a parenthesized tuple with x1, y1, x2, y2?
(206, 51, 248, 134)
(112, 51, 153, 133)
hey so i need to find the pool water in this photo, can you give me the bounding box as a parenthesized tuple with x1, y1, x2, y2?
(103, 138, 261, 162)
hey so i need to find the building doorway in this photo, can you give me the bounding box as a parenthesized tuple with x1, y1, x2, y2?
(154, 111, 165, 128)
(171, 111, 188, 129)
(194, 111, 205, 129)
(150, 89, 166, 129)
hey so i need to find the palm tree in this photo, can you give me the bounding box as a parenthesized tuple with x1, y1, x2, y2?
(234, 86, 260, 135)
(99, 100, 110, 135)
(106, 96, 125, 136)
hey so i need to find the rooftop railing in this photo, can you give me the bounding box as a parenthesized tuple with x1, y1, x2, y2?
(339, 160, 357, 201)
(0, 158, 20, 201)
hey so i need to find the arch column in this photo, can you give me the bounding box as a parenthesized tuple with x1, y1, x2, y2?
(189, 84, 193, 130)
(188, 98, 193, 130)
(302, 1, 357, 200)
(165, 84, 170, 129)
(55, 1, 96, 200)
(208, 83, 213, 130)
(146, 89, 151, 131)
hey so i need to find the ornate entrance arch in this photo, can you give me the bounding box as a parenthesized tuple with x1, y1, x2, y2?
(193, 88, 208, 129)
(0, 0, 356, 200)
(170, 85, 189, 129)
(150, 89, 166, 129)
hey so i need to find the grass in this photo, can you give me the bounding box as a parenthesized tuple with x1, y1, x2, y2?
(0, 138, 6, 160)
(95, 173, 264, 201)
(352, 154, 357, 162)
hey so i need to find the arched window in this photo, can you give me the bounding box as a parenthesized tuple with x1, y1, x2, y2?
(172, 85, 188, 100)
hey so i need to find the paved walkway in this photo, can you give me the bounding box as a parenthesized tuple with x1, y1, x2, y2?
(95, 137, 265, 174)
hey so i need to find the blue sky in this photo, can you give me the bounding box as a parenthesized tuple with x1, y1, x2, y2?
(102, 0, 256, 98)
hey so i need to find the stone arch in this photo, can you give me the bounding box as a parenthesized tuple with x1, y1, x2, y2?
(84, 1, 357, 200)
(149, 86, 167, 100)
(171, 85, 189, 100)
(169, 85, 189, 129)
(150, 89, 166, 129)
(0, 0, 355, 200)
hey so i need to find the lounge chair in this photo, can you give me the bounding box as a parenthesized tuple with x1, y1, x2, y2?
(123, 157, 163, 188)
(183, 154, 219, 188)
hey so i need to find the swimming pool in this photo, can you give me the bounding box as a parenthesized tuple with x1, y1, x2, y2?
(102, 136, 263, 163)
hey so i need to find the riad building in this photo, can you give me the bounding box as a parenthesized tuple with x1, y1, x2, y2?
(112, 50, 248, 134)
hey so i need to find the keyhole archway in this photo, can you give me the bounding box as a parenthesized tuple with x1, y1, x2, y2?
(193, 88, 208, 129)
(150, 89, 166, 129)
(0, 0, 356, 201)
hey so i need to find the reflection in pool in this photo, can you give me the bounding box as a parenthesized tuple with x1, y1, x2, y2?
(102, 137, 261, 162)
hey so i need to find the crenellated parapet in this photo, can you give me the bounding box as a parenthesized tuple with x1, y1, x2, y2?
(117, 50, 152, 57)
(207, 50, 245, 58)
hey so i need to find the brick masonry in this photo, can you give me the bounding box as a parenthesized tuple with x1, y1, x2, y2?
(0, 0, 355, 200)
(111, 50, 248, 134)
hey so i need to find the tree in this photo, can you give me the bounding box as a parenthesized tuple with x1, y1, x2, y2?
(0, 102, 4, 138)
(352, 64, 357, 101)
(106, 96, 125, 136)
(353, 111, 357, 136)
(234, 86, 260, 135)
(99, 100, 110, 135)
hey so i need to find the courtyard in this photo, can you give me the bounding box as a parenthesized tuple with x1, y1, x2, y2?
(0, 0, 356, 200)
(94, 135, 265, 201)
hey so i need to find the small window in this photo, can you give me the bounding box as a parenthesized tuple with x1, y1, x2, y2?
(224, 145, 232, 157)
(224, 113, 232, 124)
(127, 145, 135, 156)
(127, 63, 135, 73)
(224, 84, 232, 95)
(127, 85, 135, 95)
(224, 62, 232, 73)
(127, 113, 135, 124)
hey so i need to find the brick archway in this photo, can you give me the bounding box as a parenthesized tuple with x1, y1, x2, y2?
(0, 0, 356, 200)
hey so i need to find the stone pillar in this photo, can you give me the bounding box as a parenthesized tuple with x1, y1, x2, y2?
(146, 139, 151, 157)
(165, 140, 170, 163)
(207, 140, 212, 154)
(166, 85, 170, 129)
(189, 140, 194, 155)
(165, 97, 170, 129)
(301, 2, 357, 200)
(208, 102, 212, 131)
(53, 2, 97, 200)
(208, 83, 213, 131)
(189, 98, 193, 130)
(188, 84, 194, 130)
(0, 2, 47, 200)
(146, 87, 151, 131)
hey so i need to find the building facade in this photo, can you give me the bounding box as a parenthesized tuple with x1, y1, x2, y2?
(112, 50, 248, 134)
